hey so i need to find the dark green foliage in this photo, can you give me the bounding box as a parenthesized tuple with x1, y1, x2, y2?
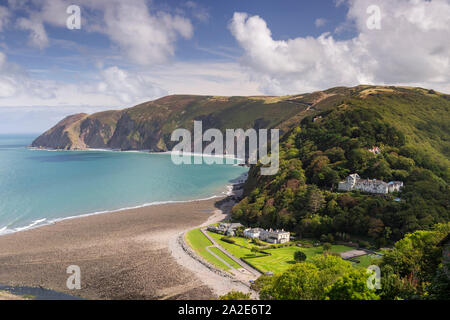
(294, 250, 307, 262)
(219, 291, 252, 300)
(221, 236, 235, 244)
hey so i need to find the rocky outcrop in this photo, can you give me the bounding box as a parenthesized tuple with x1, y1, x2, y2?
(31, 113, 88, 150)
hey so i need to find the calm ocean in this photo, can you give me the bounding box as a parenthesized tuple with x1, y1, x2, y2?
(0, 134, 247, 235)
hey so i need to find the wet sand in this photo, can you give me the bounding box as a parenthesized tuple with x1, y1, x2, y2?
(0, 198, 233, 300)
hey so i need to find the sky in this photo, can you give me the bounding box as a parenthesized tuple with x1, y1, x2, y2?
(0, 0, 449, 133)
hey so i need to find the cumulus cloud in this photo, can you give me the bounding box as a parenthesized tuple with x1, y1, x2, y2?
(0, 49, 167, 107)
(98, 1, 193, 65)
(8, 0, 193, 64)
(97, 66, 167, 104)
(229, 0, 450, 94)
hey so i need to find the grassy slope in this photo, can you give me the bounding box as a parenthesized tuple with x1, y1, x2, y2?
(185, 228, 237, 271)
(353, 87, 449, 168)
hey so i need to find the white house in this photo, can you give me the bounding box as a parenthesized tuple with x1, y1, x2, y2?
(388, 181, 404, 192)
(208, 222, 243, 236)
(338, 173, 403, 194)
(243, 227, 264, 239)
(260, 229, 290, 244)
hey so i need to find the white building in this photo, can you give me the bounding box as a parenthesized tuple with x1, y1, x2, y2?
(243, 227, 264, 239)
(208, 222, 243, 236)
(338, 173, 403, 194)
(260, 229, 290, 244)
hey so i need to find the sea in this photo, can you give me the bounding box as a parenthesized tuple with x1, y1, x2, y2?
(0, 134, 248, 235)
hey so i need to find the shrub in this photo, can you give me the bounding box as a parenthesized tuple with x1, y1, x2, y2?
(221, 236, 235, 244)
(322, 242, 332, 251)
(294, 251, 307, 262)
(219, 291, 252, 300)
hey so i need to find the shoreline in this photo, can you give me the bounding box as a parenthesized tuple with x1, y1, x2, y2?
(0, 179, 250, 300)
(28, 146, 247, 162)
(168, 198, 258, 299)
(0, 169, 248, 237)
(0, 198, 230, 299)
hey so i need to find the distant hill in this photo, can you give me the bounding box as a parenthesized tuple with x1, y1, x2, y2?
(32, 94, 325, 151)
(33, 86, 450, 162)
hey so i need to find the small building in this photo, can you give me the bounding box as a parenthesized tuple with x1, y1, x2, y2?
(260, 228, 290, 244)
(209, 222, 243, 236)
(368, 146, 381, 154)
(243, 227, 264, 239)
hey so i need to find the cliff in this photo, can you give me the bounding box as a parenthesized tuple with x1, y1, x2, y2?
(32, 93, 333, 151)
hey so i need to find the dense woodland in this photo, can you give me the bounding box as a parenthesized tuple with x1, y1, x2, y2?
(232, 90, 449, 247)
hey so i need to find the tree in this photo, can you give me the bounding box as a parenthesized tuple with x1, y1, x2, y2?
(219, 291, 251, 300)
(307, 186, 325, 213)
(324, 271, 380, 300)
(259, 255, 353, 300)
(368, 218, 385, 239)
(294, 251, 307, 262)
(322, 242, 332, 252)
(260, 262, 322, 300)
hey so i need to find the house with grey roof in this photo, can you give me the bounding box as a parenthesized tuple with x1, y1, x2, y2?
(338, 173, 403, 194)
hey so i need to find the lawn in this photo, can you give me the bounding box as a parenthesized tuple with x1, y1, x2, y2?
(185, 228, 232, 271)
(207, 231, 256, 259)
(248, 245, 354, 274)
(209, 247, 242, 269)
(207, 231, 354, 274)
(352, 254, 382, 269)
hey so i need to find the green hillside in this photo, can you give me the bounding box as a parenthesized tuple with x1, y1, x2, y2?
(232, 85, 449, 245)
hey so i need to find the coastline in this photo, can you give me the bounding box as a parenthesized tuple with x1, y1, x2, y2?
(0, 176, 250, 300)
(0, 166, 248, 237)
(0, 197, 232, 299)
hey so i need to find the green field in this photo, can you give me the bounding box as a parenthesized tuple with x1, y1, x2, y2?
(207, 232, 354, 274)
(209, 247, 241, 269)
(207, 232, 257, 259)
(352, 254, 381, 269)
(248, 245, 353, 274)
(185, 228, 232, 271)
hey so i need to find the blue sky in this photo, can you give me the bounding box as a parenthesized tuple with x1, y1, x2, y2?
(0, 0, 449, 133)
(1, 1, 351, 76)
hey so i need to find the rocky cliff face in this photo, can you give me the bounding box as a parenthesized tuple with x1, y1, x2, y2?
(32, 93, 316, 151)
(32, 113, 88, 150)
(32, 88, 380, 151)
(32, 111, 122, 150)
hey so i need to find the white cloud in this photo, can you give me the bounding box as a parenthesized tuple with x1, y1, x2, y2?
(98, 1, 193, 65)
(229, 0, 450, 95)
(184, 1, 210, 22)
(0, 49, 259, 108)
(16, 17, 49, 49)
(0, 5, 10, 31)
(97, 66, 167, 104)
(142, 61, 261, 96)
(9, 0, 193, 65)
(315, 18, 327, 27)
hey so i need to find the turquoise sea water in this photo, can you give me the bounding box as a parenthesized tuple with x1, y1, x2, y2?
(0, 134, 247, 235)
